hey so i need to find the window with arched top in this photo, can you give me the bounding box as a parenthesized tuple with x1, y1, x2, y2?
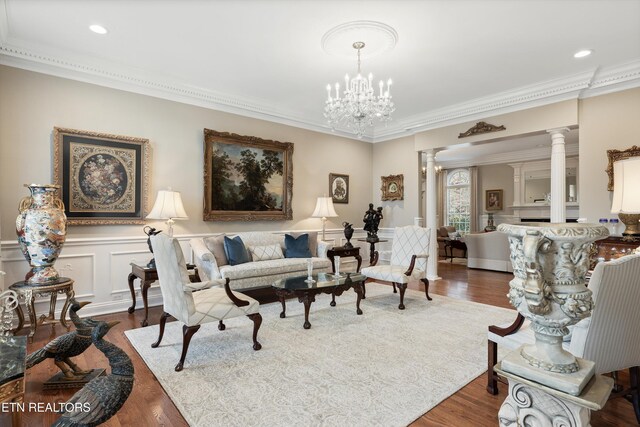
(445, 168, 471, 233)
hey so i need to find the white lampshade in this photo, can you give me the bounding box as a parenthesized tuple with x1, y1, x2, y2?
(611, 158, 640, 213)
(311, 196, 338, 218)
(147, 189, 188, 220)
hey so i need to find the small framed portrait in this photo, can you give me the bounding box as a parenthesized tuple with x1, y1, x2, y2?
(486, 189, 503, 211)
(54, 127, 151, 225)
(329, 173, 349, 204)
(381, 174, 404, 201)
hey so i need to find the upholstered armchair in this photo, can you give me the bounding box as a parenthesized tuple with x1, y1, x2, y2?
(486, 254, 640, 422)
(150, 234, 262, 371)
(360, 225, 431, 309)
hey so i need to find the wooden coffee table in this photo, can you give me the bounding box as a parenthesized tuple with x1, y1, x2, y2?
(272, 272, 365, 329)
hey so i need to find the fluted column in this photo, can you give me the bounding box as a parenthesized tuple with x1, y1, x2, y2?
(425, 150, 440, 280)
(548, 128, 569, 223)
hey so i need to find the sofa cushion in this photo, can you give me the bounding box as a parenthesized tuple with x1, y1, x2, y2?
(219, 257, 331, 281)
(289, 231, 318, 256)
(248, 244, 284, 261)
(223, 236, 250, 266)
(284, 234, 312, 258)
(204, 235, 228, 266)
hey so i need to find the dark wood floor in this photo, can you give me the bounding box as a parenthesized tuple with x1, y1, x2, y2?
(2, 262, 637, 426)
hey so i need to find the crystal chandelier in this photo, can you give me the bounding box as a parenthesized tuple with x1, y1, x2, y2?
(324, 41, 395, 138)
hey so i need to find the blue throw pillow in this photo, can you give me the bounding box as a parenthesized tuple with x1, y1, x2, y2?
(223, 236, 250, 266)
(284, 233, 312, 258)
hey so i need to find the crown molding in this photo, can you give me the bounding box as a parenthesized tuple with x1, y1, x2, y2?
(0, 12, 638, 145)
(435, 144, 579, 169)
(373, 60, 640, 142)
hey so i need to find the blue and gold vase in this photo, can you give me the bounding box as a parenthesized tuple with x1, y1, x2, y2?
(15, 184, 67, 284)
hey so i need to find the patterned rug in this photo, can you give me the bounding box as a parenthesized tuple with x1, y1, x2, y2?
(125, 283, 515, 427)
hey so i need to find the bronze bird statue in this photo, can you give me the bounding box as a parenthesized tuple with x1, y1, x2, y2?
(52, 320, 134, 427)
(26, 298, 95, 379)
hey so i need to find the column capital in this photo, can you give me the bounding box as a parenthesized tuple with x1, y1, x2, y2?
(546, 127, 570, 136)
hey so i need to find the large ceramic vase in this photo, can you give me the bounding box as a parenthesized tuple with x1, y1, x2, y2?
(15, 184, 67, 284)
(498, 223, 608, 375)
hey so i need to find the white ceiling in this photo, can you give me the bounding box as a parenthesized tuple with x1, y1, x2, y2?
(1, 0, 639, 142)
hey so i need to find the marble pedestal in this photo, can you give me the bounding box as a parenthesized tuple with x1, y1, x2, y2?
(495, 361, 613, 427)
(502, 346, 595, 396)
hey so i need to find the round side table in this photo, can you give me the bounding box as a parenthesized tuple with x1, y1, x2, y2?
(9, 278, 74, 342)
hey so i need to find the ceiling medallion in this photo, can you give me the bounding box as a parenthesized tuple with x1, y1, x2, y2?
(321, 21, 398, 59)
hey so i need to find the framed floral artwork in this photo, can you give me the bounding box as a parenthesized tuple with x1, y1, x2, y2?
(381, 174, 404, 201)
(53, 127, 151, 225)
(329, 173, 349, 204)
(204, 129, 293, 221)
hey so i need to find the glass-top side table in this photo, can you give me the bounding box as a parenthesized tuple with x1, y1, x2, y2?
(0, 335, 27, 427)
(9, 278, 74, 342)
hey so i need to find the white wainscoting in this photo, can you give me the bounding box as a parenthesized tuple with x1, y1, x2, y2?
(0, 228, 373, 322)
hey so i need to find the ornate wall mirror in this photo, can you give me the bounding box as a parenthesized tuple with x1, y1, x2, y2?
(606, 145, 640, 191)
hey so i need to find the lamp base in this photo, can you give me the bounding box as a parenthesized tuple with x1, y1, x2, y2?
(619, 213, 640, 238)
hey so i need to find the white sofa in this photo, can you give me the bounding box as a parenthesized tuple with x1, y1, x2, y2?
(464, 231, 513, 272)
(190, 231, 331, 291)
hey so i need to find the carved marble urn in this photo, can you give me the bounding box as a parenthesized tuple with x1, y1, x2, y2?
(498, 223, 608, 390)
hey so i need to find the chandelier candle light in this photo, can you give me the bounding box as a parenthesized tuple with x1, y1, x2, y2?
(324, 42, 395, 138)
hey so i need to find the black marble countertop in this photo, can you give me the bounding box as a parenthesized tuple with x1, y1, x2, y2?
(0, 335, 27, 385)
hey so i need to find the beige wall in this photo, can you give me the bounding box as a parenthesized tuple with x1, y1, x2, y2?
(578, 87, 640, 223)
(414, 100, 578, 151)
(477, 163, 514, 216)
(0, 65, 373, 240)
(370, 135, 420, 227)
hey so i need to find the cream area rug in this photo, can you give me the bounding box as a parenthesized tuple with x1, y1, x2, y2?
(438, 258, 468, 265)
(125, 283, 515, 427)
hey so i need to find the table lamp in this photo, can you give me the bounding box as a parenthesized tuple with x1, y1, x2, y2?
(610, 157, 640, 239)
(147, 188, 188, 237)
(311, 196, 338, 241)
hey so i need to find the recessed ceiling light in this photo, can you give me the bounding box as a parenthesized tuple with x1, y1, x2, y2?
(574, 49, 592, 58)
(89, 24, 108, 35)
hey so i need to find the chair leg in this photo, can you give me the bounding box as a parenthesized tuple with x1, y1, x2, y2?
(629, 366, 640, 424)
(151, 312, 170, 348)
(397, 283, 407, 310)
(362, 280, 367, 299)
(218, 320, 226, 331)
(175, 325, 201, 372)
(392, 283, 397, 293)
(247, 313, 262, 351)
(487, 340, 499, 395)
(420, 278, 432, 301)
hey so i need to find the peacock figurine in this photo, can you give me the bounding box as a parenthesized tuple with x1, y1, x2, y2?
(53, 320, 134, 426)
(26, 298, 95, 379)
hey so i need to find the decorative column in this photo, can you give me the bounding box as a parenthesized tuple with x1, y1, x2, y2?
(548, 128, 569, 223)
(425, 150, 440, 280)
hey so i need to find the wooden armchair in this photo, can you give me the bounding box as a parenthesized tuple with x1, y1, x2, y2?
(150, 234, 262, 371)
(487, 254, 640, 423)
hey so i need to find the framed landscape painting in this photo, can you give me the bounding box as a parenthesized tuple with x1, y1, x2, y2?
(329, 173, 349, 204)
(53, 127, 150, 225)
(203, 129, 293, 221)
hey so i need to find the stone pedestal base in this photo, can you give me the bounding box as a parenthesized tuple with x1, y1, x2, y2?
(502, 345, 595, 396)
(495, 361, 613, 427)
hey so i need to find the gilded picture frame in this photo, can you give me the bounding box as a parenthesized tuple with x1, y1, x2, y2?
(606, 145, 640, 191)
(486, 189, 503, 211)
(204, 129, 293, 221)
(381, 174, 404, 201)
(329, 173, 349, 204)
(53, 127, 151, 225)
